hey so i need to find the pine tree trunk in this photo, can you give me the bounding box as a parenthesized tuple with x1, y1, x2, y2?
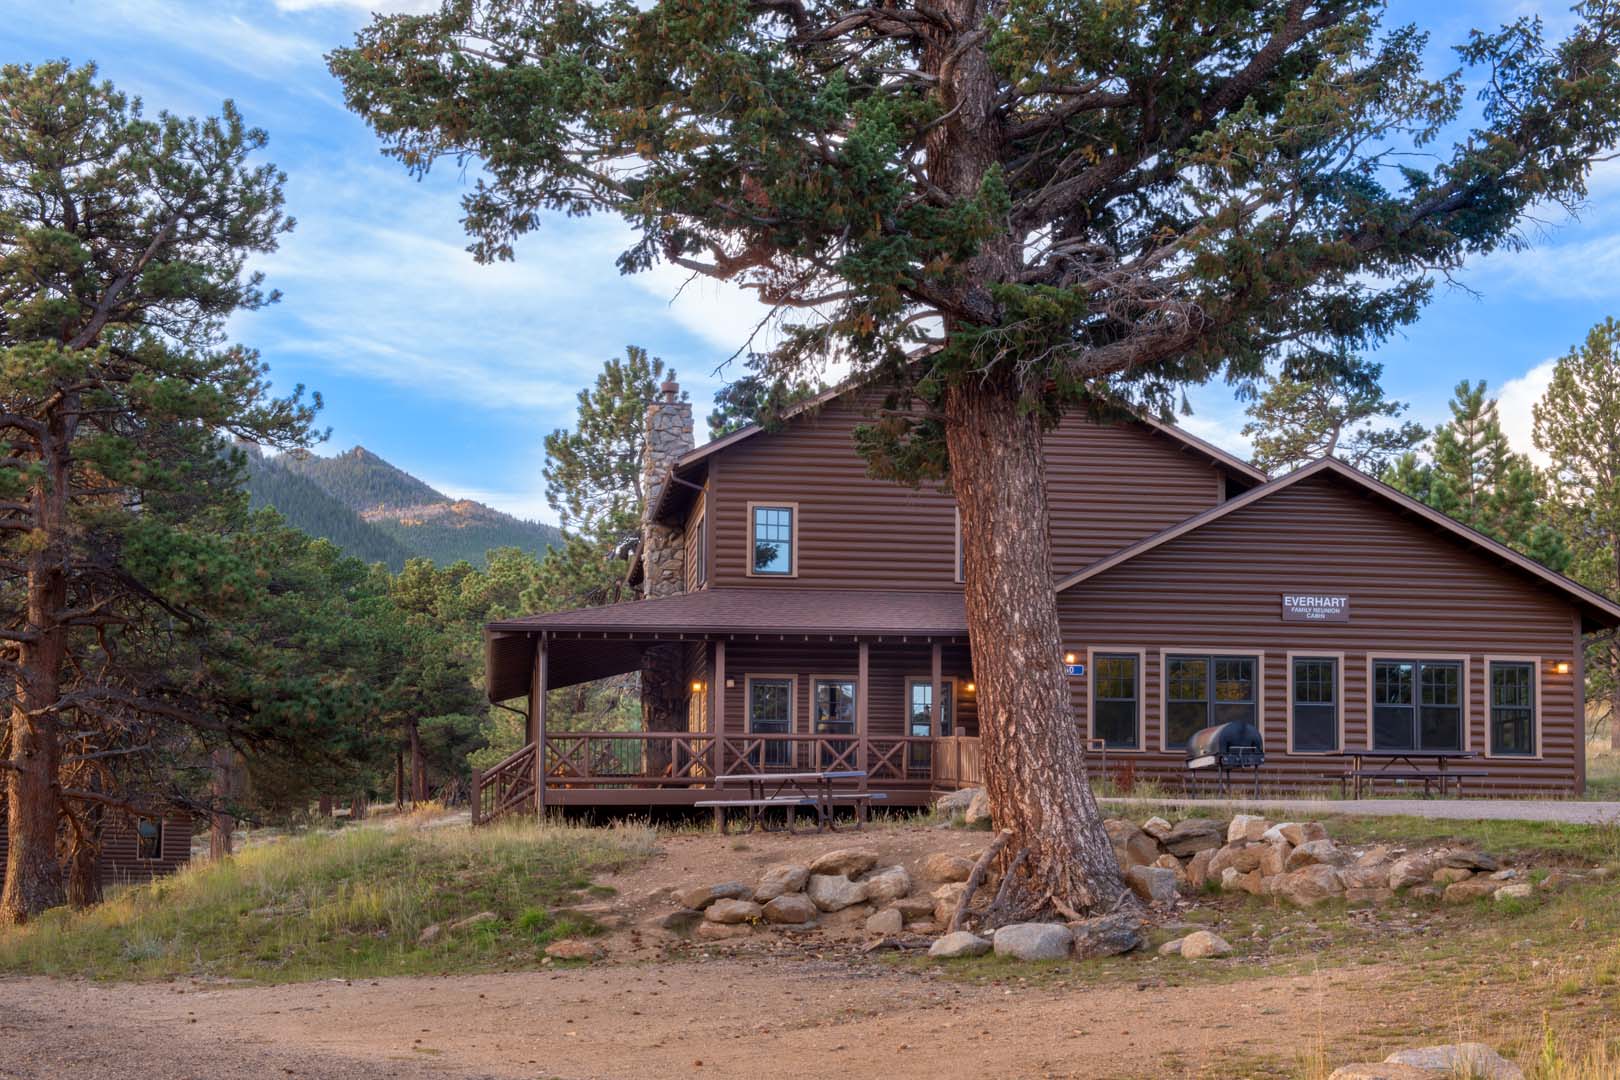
(944, 378, 1131, 921)
(1, 420, 73, 924)
(209, 750, 234, 860)
(395, 750, 405, 810)
(409, 721, 424, 804)
(65, 823, 101, 910)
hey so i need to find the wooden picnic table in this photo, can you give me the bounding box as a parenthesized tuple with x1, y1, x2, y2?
(1339, 749, 1484, 798)
(696, 770, 881, 834)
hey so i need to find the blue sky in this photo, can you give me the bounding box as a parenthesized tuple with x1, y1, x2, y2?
(11, 0, 1620, 523)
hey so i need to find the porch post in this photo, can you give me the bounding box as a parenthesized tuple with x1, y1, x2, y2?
(534, 634, 548, 815)
(930, 642, 943, 783)
(713, 638, 727, 779)
(857, 640, 870, 791)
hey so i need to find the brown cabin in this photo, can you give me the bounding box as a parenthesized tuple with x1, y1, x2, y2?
(478, 380, 1620, 821)
(0, 810, 193, 887)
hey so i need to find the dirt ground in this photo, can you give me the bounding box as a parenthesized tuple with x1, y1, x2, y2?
(0, 822, 1591, 1079)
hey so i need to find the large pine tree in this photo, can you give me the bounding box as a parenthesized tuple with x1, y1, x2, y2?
(1535, 317, 1620, 749)
(334, 1, 1620, 918)
(1242, 356, 1425, 475)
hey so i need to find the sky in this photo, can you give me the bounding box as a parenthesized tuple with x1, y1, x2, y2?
(10, 0, 1620, 524)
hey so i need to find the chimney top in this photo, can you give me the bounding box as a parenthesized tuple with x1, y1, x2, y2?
(660, 378, 680, 402)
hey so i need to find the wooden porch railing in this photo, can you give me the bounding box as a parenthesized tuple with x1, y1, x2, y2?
(472, 731, 985, 822)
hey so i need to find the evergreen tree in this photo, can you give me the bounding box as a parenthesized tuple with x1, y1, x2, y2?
(1242, 357, 1424, 476)
(1535, 317, 1620, 749)
(0, 62, 318, 921)
(334, 1, 1620, 919)
(1385, 381, 1570, 569)
(708, 370, 826, 439)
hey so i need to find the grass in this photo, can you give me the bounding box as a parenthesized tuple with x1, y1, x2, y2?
(1587, 739, 1620, 801)
(0, 816, 656, 984)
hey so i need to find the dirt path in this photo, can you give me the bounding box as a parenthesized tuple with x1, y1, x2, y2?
(0, 958, 1402, 1080)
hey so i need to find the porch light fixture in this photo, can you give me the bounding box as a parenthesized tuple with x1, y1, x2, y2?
(1553, 661, 1571, 675)
(690, 680, 705, 693)
(1063, 652, 1078, 665)
(964, 682, 976, 693)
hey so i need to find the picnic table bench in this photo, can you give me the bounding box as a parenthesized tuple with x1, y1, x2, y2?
(1331, 750, 1485, 798)
(694, 770, 885, 834)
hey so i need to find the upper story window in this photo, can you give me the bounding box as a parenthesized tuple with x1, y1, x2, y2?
(749, 503, 796, 576)
(1372, 659, 1462, 751)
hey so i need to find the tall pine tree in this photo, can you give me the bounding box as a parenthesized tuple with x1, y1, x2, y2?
(1535, 317, 1620, 749)
(1242, 356, 1425, 475)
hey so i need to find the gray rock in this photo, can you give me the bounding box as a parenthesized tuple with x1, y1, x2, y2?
(928, 931, 991, 959)
(1157, 937, 1184, 956)
(1186, 849, 1217, 889)
(1327, 1065, 1432, 1080)
(1384, 1043, 1523, 1079)
(1178, 929, 1233, 959)
(1067, 912, 1143, 959)
(931, 881, 969, 925)
(543, 939, 604, 961)
(1494, 883, 1534, 902)
(704, 898, 763, 924)
(1341, 863, 1393, 890)
(1125, 864, 1179, 905)
(677, 881, 752, 910)
(754, 863, 810, 902)
(762, 893, 818, 924)
(934, 787, 981, 813)
(919, 852, 975, 883)
(992, 922, 1074, 961)
(1258, 841, 1293, 878)
(1388, 853, 1441, 890)
(1209, 842, 1264, 877)
(1220, 866, 1263, 895)
(1285, 839, 1349, 871)
(864, 908, 904, 936)
(1357, 844, 1394, 867)
(1162, 818, 1223, 857)
(1443, 879, 1501, 903)
(1443, 849, 1500, 872)
(1104, 818, 1162, 868)
(892, 895, 937, 920)
(1432, 866, 1473, 884)
(862, 865, 913, 904)
(1227, 814, 1271, 844)
(1141, 816, 1174, 840)
(964, 789, 993, 826)
(451, 911, 498, 931)
(807, 848, 880, 878)
(807, 873, 870, 911)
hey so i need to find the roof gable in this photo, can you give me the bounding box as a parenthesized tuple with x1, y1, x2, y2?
(1055, 456, 1620, 630)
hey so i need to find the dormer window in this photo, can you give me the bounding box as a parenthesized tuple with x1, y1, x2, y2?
(749, 503, 796, 576)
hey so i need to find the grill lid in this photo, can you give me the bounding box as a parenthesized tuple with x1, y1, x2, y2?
(1185, 721, 1264, 765)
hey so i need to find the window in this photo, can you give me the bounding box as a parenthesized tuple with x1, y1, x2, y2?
(906, 678, 955, 775)
(813, 678, 857, 769)
(1372, 659, 1462, 751)
(1490, 661, 1536, 756)
(747, 676, 794, 768)
(1091, 654, 1139, 750)
(749, 504, 795, 576)
(136, 817, 162, 860)
(1290, 657, 1339, 753)
(1164, 654, 1257, 749)
(694, 510, 707, 587)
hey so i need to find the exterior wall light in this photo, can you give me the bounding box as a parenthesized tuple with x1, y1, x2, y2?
(1063, 652, 1078, 665)
(1553, 661, 1571, 675)
(964, 682, 976, 693)
(690, 680, 705, 693)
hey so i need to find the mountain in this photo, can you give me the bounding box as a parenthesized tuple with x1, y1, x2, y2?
(244, 446, 563, 569)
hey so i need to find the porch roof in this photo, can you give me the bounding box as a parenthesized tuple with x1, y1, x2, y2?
(485, 587, 968, 700)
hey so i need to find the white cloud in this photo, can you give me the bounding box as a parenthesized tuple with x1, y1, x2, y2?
(1495, 357, 1556, 466)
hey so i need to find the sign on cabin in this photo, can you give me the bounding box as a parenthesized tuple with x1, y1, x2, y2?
(1066, 663, 1087, 676)
(1280, 593, 1350, 623)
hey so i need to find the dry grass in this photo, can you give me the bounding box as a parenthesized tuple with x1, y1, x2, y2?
(0, 816, 656, 984)
(1587, 739, 1620, 801)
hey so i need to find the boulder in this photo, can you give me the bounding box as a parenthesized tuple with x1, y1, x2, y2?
(1285, 839, 1349, 871)
(1209, 842, 1265, 877)
(544, 939, 604, 962)
(807, 873, 870, 912)
(808, 849, 880, 878)
(1341, 863, 1393, 890)
(1258, 842, 1293, 878)
(1158, 937, 1184, 957)
(654, 909, 704, 933)
(1489, 868, 1520, 881)
(754, 863, 810, 902)
(1263, 821, 1328, 846)
(1345, 887, 1394, 906)
(1357, 844, 1394, 867)
(1227, 814, 1272, 844)
(1126, 865, 1180, 905)
(964, 789, 993, 826)
(695, 921, 753, 942)
(451, 911, 498, 931)
(1432, 866, 1472, 885)
(820, 903, 876, 929)
(862, 865, 913, 904)
(928, 931, 991, 959)
(762, 894, 818, 925)
(892, 895, 937, 921)
(1141, 816, 1174, 841)
(920, 852, 975, 883)
(932, 881, 969, 926)
(1443, 850, 1499, 872)
(1220, 867, 1264, 895)
(1383, 1043, 1523, 1080)
(1163, 818, 1224, 857)
(865, 908, 904, 936)
(1388, 853, 1441, 890)
(1067, 912, 1144, 959)
(934, 787, 981, 813)
(1538, 870, 1573, 891)
(1443, 879, 1500, 904)
(678, 882, 752, 910)
(705, 899, 763, 924)
(1495, 883, 1535, 902)
(1407, 884, 1442, 901)
(1274, 864, 1344, 906)
(1186, 849, 1217, 889)
(1327, 1065, 1433, 1080)
(909, 920, 939, 934)
(993, 922, 1074, 962)
(1179, 930, 1234, 960)
(1103, 818, 1161, 869)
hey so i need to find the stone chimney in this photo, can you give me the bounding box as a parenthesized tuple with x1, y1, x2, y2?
(639, 377, 693, 598)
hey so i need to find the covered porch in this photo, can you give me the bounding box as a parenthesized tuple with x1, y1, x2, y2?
(477, 588, 985, 823)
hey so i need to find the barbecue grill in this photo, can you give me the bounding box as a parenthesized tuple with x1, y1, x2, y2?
(1184, 721, 1265, 796)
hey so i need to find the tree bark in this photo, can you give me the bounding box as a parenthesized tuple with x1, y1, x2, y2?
(944, 378, 1131, 920)
(209, 749, 234, 860)
(408, 721, 425, 804)
(65, 824, 101, 910)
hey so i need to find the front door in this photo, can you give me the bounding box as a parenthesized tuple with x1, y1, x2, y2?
(906, 678, 954, 776)
(813, 678, 857, 771)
